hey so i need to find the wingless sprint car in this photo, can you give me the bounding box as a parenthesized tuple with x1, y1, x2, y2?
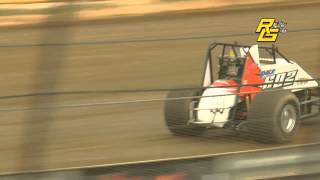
(165, 42, 320, 143)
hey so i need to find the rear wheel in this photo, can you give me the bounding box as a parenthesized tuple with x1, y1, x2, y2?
(279, 103, 298, 135)
(246, 90, 300, 143)
(164, 89, 206, 136)
(311, 87, 320, 96)
(311, 88, 320, 112)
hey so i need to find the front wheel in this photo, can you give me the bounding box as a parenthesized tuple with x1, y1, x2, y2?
(164, 89, 206, 136)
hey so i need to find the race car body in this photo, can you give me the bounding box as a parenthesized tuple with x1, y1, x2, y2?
(165, 42, 320, 143)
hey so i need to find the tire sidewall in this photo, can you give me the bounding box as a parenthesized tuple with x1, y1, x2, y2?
(246, 90, 301, 143)
(164, 89, 205, 136)
(272, 96, 300, 142)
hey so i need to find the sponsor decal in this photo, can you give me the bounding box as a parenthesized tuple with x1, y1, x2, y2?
(260, 69, 276, 78)
(256, 18, 287, 42)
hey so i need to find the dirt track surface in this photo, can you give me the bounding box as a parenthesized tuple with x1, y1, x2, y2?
(0, 3, 319, 174)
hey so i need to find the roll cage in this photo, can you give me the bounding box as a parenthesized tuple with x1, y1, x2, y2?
(201, 42, 291, 87)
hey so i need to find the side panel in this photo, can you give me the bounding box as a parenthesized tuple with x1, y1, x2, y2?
(197, 87, 237, 127)
(259, 60, 318, 90)
(202, 58, 213, 87)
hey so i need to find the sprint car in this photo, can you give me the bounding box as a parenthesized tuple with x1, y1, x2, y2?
(165, 42, 320, 143)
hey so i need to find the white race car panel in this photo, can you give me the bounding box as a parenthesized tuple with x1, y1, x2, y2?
(249, 45, 260, 66)
(197, 87, 237, 127)
(202, 59, 213, 87)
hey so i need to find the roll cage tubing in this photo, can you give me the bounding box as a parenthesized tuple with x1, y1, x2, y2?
(200, 42, 292, 122)
(201, 42, 291, 87)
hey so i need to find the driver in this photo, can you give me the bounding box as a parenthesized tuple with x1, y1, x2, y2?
(227, 63, 239, 77)
(226, 50, 240, 78)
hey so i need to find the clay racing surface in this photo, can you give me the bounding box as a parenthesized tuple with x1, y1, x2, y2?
(0, 2, 319, 174)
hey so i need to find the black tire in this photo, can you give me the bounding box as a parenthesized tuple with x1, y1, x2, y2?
(164, 89, 206, 136)
(311, 87, 320, 97)
(246, 90, 300, 143)
(312, 87, 320, 112)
